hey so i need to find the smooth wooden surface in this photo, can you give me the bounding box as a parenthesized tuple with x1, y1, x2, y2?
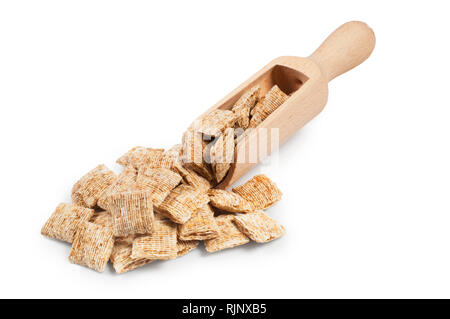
(309, 21, 376, 82)
(214, 21, 375, 189)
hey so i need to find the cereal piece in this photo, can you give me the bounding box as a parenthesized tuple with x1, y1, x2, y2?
(232, 85, 260, 129)
(210, 128, 235, 183)
(155, 184, 207, 224)
(116, 146, 164, 169)
(249, 85, 289, 128)
(145, 145, 182, 170)
(232, 174, 282, 210)
(193, 109, 238, 137)
(208, 189, 254, 213)
(104, 190, 154, 237)
(68, 221, 115, 272)
(174, 162, 212, 192)
(177, 240, 199, 257)
(136, 167, 182, 206)
(110, 236, 153, 274)
(181, 129, 214, 181)
(97, 166, 138, 209)
(204, 214, 249, 253)
(178, 205, 219, 241)
(131, 219, 178, 260)
(90, 210, 113, 228)
(233, 211, 285, 243)
(250, 96, 265, 117)
(71, 164, 117, 208)
(41, 203, 94, 243)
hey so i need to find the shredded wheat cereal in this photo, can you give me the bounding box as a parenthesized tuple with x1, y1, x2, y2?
(110, 236, 153, 274)
(97, 166, 137, 209)
(178, 204, 219, 241)
(116, 147, 164, 169)
(155, 184, 207, 224)
(232, 85, 260, 129)
(104, 190, 154, 237)
(233, 211, 285, 243)
(136, 167, 182, 206)
(131, 219, 178, 260)
(208, 189, 254, 213)
(210, 128, 235, 183)
(249, 85, 289, 128)
(232, 174, 282, 210)
(204, 214, 249, 253)
(177, 239, 199, 257)
(192, 109, 238, 137)
(71, 164, 117, 208)
(68, 221, 114, 272)
(41, 203, 94, 243)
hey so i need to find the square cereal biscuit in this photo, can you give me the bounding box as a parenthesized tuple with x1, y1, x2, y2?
(97, 166, 138, 209)
(233, 211, 285, 243)
(110, 236, 153, 274)
(136, 167, 182, 206)
(232, 174, 282, 210)
(249, 85, 289, 128)
(181, 129, 214, 181)
(210, 128, 235, 183)
(208, 189, 254, 213)
(131, 219, 178, 260)
(232, 85, 260, 129)
(41, 203, 94, 243)
(71, 164, 117, 208)
(178, 204, 219, 241)
(116, 146, 164, 169)
(155, 184, 207, 224)
(204, 214, 249, 253)
(177, 239, 199, 257)
(104, 190, 154, 237)
(90, 210, 113, 228)
(68, 221, 115, 272)
(192, 109, 238, 137)
(174, 161, 212, 192)
(145, 145, 182, 171)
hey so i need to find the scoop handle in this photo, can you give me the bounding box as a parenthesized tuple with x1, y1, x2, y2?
(309, 21, 376, 82)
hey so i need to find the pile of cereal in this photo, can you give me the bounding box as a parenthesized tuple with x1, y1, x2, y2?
(41, 85, 288, 273)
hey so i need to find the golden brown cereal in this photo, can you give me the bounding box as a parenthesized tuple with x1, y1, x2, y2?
(232, 174, 282, 210)
(71, 164, 117, 208)
(232, 85, 260, 129)
(155, 184, 207, 224)
(90, 210, 113, 228)
(136, 167, 182, 206)
(208, 189, 254, 213)
(181, 129, 214, 181)
(110, 236, 153, 274)
(145, 145, 182, 171)
(210, 128, 235, 183)
(193, 109, 238, 137)
(131, 219, 178, 260)
(249, 85, 289, 128)
(233, 211, 285, 243)
(68, 221, 115, 272)
(178, 205, 219, 241)
(97, 166, 138, 209)
(41, 203, 95, 243)
(116, 146, 164, 169)
(104, 190, 154, 237)
(177, 239, 199, 257)
(204, 214, 249, 253)
(174, 161, 212, 192)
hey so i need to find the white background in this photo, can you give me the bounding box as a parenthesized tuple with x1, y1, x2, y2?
(1, 1, 449, 299)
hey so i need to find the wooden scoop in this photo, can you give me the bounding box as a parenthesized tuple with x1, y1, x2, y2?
(212, 21, 376, 189)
